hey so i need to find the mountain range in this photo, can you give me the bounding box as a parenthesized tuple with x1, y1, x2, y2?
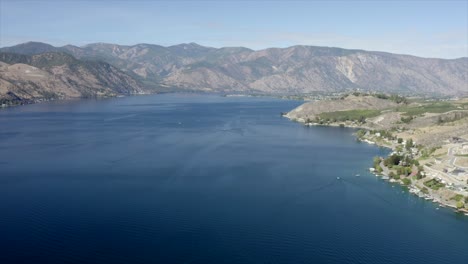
(0, 50, 145, 105)
(1, 41, 467, 104)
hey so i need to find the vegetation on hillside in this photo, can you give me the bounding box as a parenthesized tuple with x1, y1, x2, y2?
(317, 109, 381, 123)
(397, 102, 458, 116)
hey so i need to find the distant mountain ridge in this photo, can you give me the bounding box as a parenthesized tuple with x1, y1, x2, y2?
(0, 51, 145, 105)
(1, 41, 467, 99)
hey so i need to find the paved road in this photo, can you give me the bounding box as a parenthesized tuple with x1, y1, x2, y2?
(379, 160, 390, 176)
(424, 165, 465, 187)
(448, 145, 468, 169)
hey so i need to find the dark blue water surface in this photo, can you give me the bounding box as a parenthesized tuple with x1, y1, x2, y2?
(0, 94, 467, 264)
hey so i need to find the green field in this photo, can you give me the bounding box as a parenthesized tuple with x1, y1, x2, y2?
(318, 109, 381, 122)
(397, 102, 458, 116)
(424, 179, 445, 190)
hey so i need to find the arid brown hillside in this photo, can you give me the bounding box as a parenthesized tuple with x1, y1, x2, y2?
(2, 42, 467, 96)
(285, 95, 399, 122)
(0, 52, 146, 105)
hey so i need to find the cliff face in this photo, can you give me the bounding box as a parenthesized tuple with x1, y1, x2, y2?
(0, 52, 145, 105)
(2, 42, 468, 97)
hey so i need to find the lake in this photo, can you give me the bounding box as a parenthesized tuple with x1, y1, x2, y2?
(0, 94, 467, 264)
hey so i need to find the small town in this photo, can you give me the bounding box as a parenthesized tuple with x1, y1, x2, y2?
(285, 93, 468, 214)
(362, 131, 468, 214)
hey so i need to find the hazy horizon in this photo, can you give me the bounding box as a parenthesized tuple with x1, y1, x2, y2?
(4, 40, 468, 60)
(1, 0, 467, 59)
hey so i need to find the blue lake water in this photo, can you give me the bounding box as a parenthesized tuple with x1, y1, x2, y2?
(0, 94, 467, 264)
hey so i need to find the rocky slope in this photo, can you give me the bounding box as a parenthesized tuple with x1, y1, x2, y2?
(0, 52, 145, 105)
(2, 41, 466, 96)
(285, 94, 399, 122)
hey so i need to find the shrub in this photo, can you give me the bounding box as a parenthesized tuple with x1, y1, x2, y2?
(401, 116, 413, 123)
(451, 194, 464, 202)
(402, 178, 411, 185)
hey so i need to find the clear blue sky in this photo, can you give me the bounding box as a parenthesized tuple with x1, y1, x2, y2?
(1, 0, 467, 58)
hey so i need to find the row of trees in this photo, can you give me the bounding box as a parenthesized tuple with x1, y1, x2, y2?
(373, 93, 408, 104)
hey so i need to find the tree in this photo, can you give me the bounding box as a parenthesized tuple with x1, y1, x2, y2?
(376, 165, 383, 173)
(397, 167, 404, 175)
(405, 167, 412, 176)
(373, 156, 381, 168)
(358, 115, 366, 123)
(402, 178, 411, 185)
(384, 154, 402, 167)
(437, 116, 443, 124)
(398, 138, 403, 144)
(356, 129, 366, 138)
(401, 116, 413, 123)
(416, 170, 423, 179)
(405, 138, 413, 150)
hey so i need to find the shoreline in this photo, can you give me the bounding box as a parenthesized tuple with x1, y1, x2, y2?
(287, 117, 468, 216)
(0, 91, 153, 109)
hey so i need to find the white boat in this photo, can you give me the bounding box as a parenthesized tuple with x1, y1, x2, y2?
(355, 174, 360, 177)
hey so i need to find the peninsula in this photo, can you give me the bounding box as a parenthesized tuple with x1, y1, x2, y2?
(285, 93, 468, 213)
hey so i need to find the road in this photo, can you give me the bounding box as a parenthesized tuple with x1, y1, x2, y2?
(448, 145, 468, 169)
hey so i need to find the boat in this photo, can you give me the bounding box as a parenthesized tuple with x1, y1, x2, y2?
(355, 174, 360, 177)
(337, 177, 341, 180)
